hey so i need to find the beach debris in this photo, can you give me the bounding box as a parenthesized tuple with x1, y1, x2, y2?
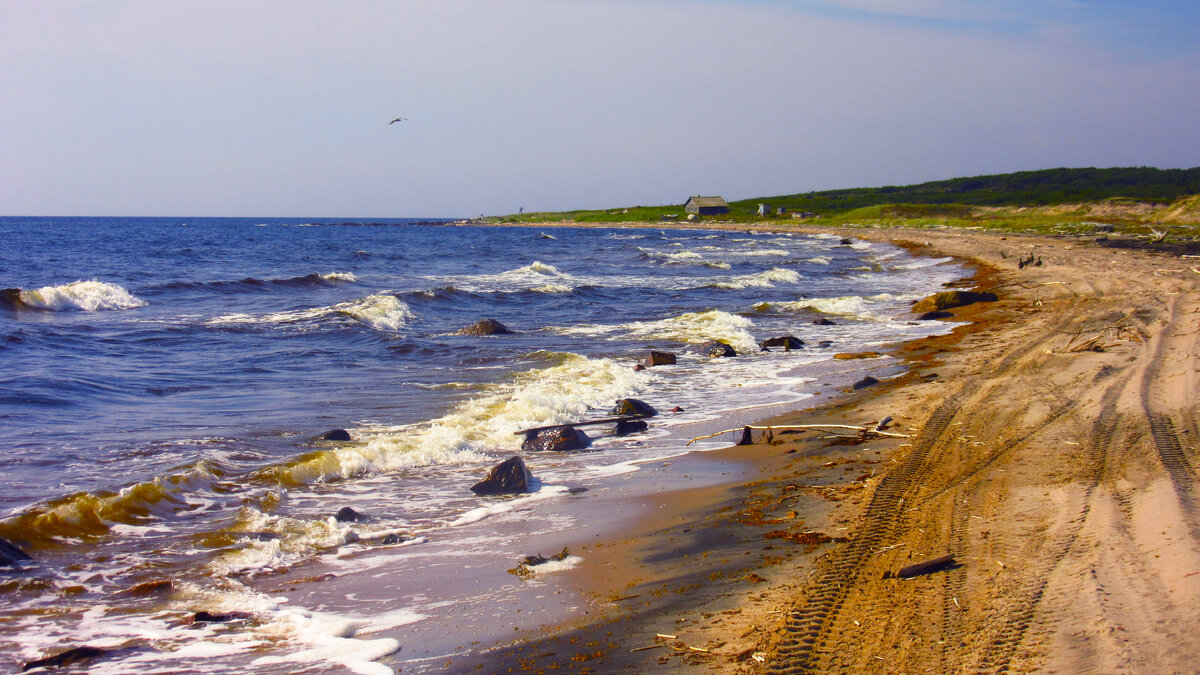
(509, 546, 571, 576)
(610, 398, 658, 417)
(455, 318, 514, 335)
(22, 646, 110, 671)
(645, 350, 677, 367)
(704, 341, 737, 358)
(759, 336, 805, 351)
(333, 506, 369, 522)
(471, 456, 535, 494)
(0, 536, 32, 566)
(520, 427, 591, 452)
(874, 416, 894, 431)
(813, 318, 837, 325)
(835, 351, 883, 360)
(1018, 254, 1042, 269)
(884, 554, 958, 579)
(911, 290, 998, 313)
(315, 428, 351, 442)
(852, 376, 880, 390)
(688, 424, 910, 446)
(1056, 312, 1144, 353)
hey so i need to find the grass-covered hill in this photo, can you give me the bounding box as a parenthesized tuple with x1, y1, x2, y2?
(502, 167, 1200, 225)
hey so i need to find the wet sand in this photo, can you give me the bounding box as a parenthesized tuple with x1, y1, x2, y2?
(451, 224, 1200, 673)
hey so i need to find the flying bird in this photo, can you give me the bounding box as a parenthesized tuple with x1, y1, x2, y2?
(389, 117, 408, 125)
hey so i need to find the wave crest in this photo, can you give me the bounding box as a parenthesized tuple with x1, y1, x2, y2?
(12, 280, 146, 311)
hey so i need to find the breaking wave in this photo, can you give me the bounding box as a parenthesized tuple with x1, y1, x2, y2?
(3, 280, 146, 311)
(209, 294, 413, 332)
(711, 267, 801, 290)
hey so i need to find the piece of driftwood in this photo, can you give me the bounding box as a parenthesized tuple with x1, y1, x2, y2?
(885, 554, 957, 579)
(512, 415, 652, 437)
(688, 424, 909, 446)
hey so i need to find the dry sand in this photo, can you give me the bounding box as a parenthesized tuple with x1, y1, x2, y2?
(451, 224, 1200, 673)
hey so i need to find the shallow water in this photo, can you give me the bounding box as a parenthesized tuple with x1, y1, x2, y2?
(0, 217, 964, 672)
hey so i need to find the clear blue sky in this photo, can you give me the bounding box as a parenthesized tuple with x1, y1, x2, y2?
(2, 0, 1198, 217)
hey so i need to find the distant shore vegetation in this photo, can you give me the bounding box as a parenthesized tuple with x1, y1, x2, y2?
(495, 167, 1200, 237)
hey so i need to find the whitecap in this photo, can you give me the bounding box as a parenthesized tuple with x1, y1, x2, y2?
(712, 267, 801, 290)
(208, 294, 412, 332)
(18, 280, 146, 311)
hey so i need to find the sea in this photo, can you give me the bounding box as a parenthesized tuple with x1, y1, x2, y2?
(0, 217, 966, 673)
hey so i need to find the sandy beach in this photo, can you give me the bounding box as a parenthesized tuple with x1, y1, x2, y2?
(452, 223, 1200, 673)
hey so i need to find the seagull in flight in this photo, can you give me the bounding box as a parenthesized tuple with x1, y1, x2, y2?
(389, 117, 408, 125)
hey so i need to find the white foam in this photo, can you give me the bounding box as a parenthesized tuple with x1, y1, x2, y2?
(755, 293, 898, 320)
(18, 280, 146, 311)
(208, 294, 412, 332)
(712, 267, 801, 290)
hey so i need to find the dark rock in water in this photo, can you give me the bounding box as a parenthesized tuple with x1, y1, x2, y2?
(817, 340, 834, 348)
(633, 363, 646, 371)
(120, 579, 174, 597)
(0, 536, 32, 566)
(521, 427, 590, 453)
(193, 611, 254, 623)
(471, 456, 535, 494)
(645, 350, 677, 367)
(840, 237, 853, 245)
(911, 290, 998, 313)
(334, 506, 368, 523)
(456, 318, 514, 335)
(759, 336, 805, 351)
(670, 406, 685, 413)
(853, 376, 880, 390)
(610, 398, 658, 417)
(615, 419, 648, 435)
(318, 428, 352, 442)
(813, 318, 837, 326)
(22, 647, 109, 671)
(918, 310, 955, 320)
(379, 533, 409, 545)
(567, 486, 589, 495)
(704, 342, 737, 358)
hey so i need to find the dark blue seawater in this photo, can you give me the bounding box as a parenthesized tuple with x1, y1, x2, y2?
(0, 216, 965, 672)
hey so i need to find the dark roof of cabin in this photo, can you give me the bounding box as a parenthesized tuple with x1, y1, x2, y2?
(685, 196, 728, 207)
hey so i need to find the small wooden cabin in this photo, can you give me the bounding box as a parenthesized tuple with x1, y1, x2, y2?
(684, 196, 729, 216)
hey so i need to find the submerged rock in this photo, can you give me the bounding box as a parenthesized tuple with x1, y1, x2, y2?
(759, 336, 804, 351)
(610, 398, 658, 417)
(456, 318, 514, 335)
(645, 350, 677, 367)
(911, 290, 998, 313)
(471, 456, 535, 494)
(615, 419, 649, 435)
(704, 341, 737, 358)
(192, 611, 254, 623)
(317, 428, 352, 442)
(334, 506, 369, 523)
(521, 427, 590, 453)
(812, 318, 837, 326)
(0, 536, 32, 566)
(22, 647, 110, 671)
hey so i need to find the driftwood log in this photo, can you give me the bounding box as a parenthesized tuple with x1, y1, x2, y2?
(688, 423, 909, 446)
(884, 554, 957, 579)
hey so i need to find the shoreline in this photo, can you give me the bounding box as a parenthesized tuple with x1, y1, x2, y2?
(449, 223, 1200, 673)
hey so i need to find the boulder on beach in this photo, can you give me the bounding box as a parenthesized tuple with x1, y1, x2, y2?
(0, 536, 31, 566)
(522, 427, 590, 452)
(456, 318, 514, 336)
(610, 398, 658, 417)
(704, 341, 737, 358)
(911, 290, 998, 313)
(471, 456, 535, 494)
(759, 336, 805, 351)
(645, 350, 677, 367)
(523, 427, 590, 452)
(853, 376, 880, 390)
(317, 428, 352, 442)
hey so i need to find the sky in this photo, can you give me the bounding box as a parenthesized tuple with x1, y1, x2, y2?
(2, 0, 1198, 218)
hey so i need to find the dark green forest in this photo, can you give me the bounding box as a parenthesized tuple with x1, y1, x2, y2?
(734, 167, 1200, 215)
